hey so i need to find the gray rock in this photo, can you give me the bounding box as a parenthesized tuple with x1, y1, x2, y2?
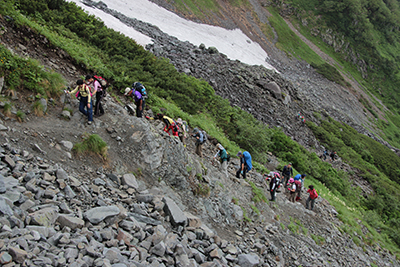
(237, 253, 260, 267)
(29, 206, 59, 227)
(84, 205, 120, 224)
(60, 140, 74, 151)
(121, 173, 139, 189)
(56, 168, 69, 180)
(0, 197, 13, 216)
(163, 197, 187, 227)
(2, 155, 15, 169)
(57, 214, 85, 230)
(64, 185, 76, 199)
(0, 251, 12, 265)
(8, 247, 27, 264)
(0, 174, 5, 193)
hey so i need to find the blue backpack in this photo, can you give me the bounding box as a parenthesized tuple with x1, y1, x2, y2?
(133, 82, 148, 99)
(243, 151, 252, 171)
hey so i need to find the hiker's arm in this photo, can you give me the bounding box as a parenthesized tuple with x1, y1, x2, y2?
(139, 99, 143, 110)
(69, 86, 79, 95)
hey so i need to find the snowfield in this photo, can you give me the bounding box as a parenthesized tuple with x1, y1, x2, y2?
(69, 0, 276, 71)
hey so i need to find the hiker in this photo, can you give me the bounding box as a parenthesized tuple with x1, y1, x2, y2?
(176, 118, 188, 146)
(192, 128, 204, 157)
(294, 174, 306, 201)
(306, 185, 318, 210)
(214, 143, 229, 177)
(69, 79, 93, 125)
(124, 86, 144, 118)
(236, 151, 252, 179)
(86, 75, 105, 117)
(288, 178, 296, 202)
(282, 163, 293, 186)
(269, 172, 280, 201)
(322, 150, 328, 161)
(156, 113, 179, 137)
(330, 151, 337, 161)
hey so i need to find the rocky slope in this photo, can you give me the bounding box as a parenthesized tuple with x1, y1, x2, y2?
(0, 96, 398, 266)
(0, 3, 399, 267)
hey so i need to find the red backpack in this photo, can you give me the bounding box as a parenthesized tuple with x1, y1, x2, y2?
(310, 189, 318, 199)
(93, 75, 108, 88)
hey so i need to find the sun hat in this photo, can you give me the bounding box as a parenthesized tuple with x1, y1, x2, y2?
(124, 87, 131, 96)
(177, 118, 183, 124)
(289, 178, 294, 183)
(217, 143, 224, 150)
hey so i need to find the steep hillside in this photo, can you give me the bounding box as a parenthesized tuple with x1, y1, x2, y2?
(1, 0, 400, 265)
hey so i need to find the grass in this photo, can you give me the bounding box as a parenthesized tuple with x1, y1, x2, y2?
(241, 206, 252, 222)
(311, 233, 325, 245)
(73, 133, 108, 160)
(3, 102, 11, 117)
(232, 197, 239, 205)
(249, 181, 268, 203)
(16, 110, 26, 122)
(250, 204, 260, 216)
(32, 101, 45, 116)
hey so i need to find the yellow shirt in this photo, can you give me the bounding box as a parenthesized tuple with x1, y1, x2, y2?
(70, 84, 91, 103)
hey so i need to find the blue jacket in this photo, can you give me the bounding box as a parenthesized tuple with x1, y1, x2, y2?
(243, 151, 252, 171)
(294, 174, 302, 180)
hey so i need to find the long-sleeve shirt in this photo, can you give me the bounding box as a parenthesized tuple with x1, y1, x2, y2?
(70, 85, 91, 103)
(214, 149, 228, 161)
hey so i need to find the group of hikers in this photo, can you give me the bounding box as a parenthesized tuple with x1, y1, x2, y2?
(321, 150, 337, 161)
(68, 79, 318, 210)
(67, 75, 107, 125)
(265, 163, 318, 210)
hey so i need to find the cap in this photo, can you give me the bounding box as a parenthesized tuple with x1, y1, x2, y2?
(288, 162, 292, 165)
(301, 174, 307, 178)
(237, 151, 242, 157)
(124, 87, 131, 96)
(177, 118, 183, 124)
(193, 128, 199, 133)
(217, 143, 224, 150)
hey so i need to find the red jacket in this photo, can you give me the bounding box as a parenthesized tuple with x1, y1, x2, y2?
(307, 189, 318, 199)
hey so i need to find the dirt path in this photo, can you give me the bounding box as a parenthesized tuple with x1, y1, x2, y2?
(284, 19, 387, 120)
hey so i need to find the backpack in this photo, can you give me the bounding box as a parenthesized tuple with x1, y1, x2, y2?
(226, 151, 231, 162)
(133, 82, 148, 99)
(201, 130, 207, 144)
(93, 75, 108, 88)
(294, 180, 302, 192)
(243, 151, 252, 171)
(311, 189, 319, 199)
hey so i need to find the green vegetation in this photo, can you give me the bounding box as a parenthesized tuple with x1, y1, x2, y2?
(2, 0, 400, 255)
(241, 207, 252, 222)
(250, 204, 260, 215)
(311, 233, 325, 245)
(32, 101, 45, 116)
(73, 133, 108, 159)
(3, 102, 11, 117)
(249, 181, 268, 203)
(16, 110, 26, 122)
(0, 44, 65, 98)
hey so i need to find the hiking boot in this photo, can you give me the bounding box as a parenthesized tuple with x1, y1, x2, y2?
(88, 121, 92, 125)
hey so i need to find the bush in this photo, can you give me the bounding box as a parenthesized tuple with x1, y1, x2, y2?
(73, 133, 108, 159)
(16, 110, 26, 122)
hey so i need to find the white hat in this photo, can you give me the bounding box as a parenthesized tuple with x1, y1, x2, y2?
(176, 118, 183, 124)
(217, 143, 224, 150)
(124, 87, 131, 96)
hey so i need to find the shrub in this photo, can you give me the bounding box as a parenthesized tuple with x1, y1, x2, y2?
(73, 133, 108, 159)
(32, 101, 45, 116)
(3, 102, 11, 117)
(16, 110, 26, 122)
(249, 181, 267, 203)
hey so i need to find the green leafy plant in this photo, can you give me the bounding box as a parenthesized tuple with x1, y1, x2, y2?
(16, 110, 26, 122)
(232, 197, 239, 205)
(250, 204, 260, 216)
(3, 102, 11, 117)
(73, 133, 108, 159)
(249, 181, 267, 203)
(32, 101, 45, 116)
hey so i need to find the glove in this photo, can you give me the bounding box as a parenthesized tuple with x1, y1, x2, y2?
(241, 171, 243, 175)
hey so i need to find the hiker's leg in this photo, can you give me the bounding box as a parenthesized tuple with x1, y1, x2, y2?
(306, 196, 310, 209)
(87, 100, 93, 122)
(236, 168, 241, 178)
(136, 101, 143, 118)
(79, 97, 88, 116)
(221, 160, 228, 177)
(199, 144, 203, 157)
(311, 199, 315, 210)
(242, 166, 247, 179)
